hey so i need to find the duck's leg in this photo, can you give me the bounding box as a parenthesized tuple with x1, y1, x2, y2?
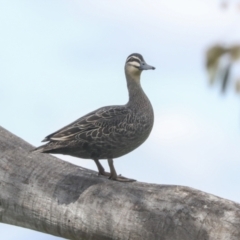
(93, 159, 110, 177)
(107, 158, 136, 182)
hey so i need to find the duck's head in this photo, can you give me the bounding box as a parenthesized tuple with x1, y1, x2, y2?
(125, 53, 155, 77)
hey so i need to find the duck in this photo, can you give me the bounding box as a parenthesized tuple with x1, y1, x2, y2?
(33, 53, 155, 182)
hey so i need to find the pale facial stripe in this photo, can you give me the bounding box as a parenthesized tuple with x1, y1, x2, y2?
(126, 56, 142, 68)
(128, 61, 140, 68)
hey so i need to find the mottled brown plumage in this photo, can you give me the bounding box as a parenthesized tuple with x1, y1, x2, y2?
(33, 53, 155, 181)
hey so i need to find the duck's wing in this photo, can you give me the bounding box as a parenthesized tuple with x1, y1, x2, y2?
(42, 106, 131, 143)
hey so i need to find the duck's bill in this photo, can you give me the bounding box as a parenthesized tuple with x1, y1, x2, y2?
(140, 62, 155, 70)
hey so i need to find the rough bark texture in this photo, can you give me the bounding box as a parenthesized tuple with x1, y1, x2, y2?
(0, 126, 240, 240)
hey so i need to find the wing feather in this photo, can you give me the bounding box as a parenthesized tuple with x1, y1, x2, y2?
(42, 106, 131, 142)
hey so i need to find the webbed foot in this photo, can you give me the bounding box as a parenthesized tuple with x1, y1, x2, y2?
(109, 174, 136, 182)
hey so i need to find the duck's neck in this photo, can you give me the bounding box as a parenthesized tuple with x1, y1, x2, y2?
(125, 71, 149, 107)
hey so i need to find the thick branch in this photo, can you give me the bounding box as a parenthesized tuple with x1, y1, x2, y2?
(0, 126, 240, 240)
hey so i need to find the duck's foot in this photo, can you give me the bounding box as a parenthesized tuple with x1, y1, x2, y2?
(109, 174, 136, 182)
(107, 158, 136, 182)
(94, 159, 111, 177)
(94, 158, 136, 182)
(99, 171, 136, 182)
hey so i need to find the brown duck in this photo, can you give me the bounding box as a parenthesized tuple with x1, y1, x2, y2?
(33, 53, 155, 182)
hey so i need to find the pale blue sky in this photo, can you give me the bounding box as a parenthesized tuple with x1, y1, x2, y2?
(1, 0, 240, 239)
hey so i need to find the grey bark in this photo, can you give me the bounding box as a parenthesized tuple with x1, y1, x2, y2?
(0, 126, 240, 240)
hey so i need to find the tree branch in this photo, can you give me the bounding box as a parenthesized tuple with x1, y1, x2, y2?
(0, 126, 240, 240)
